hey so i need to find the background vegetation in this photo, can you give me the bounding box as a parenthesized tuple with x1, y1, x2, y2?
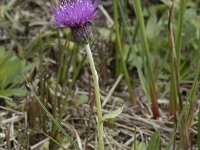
(0, 0, 200, 149)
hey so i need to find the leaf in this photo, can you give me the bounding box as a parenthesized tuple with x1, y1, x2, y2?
(98, 28, 111, 40)
(5, 99, 17, 108)
(0, 89, 27, 97)
(137, 142, 147, 150)
(78, 94, 88, 105)
(147, 132, 160, 150)
(146, 14, 158, 40)
(26, 81, 80, 150)
(131, 140, 146, 150)
(101, 106, 124, 123)
(0, 95, 17, 107)
(0, 48, 34, 91)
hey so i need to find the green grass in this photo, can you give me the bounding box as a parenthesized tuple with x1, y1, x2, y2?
(132, 0, 160, 118)
(113, 0, 138, 106)
(0, 0, 200, 149)
(26, 80, 80, 150)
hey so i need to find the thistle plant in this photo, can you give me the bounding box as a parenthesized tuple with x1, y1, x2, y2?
(51, 0, 104, 149)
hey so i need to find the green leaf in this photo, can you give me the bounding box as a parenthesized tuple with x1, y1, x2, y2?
(147, 132, 160, 150)
(131, 140, 146, 150)
(5, 99, 17, 108)
(98, 28, 111, 40)
(0, 48, 34, 92)
(26, 81, 80, 150)
(78, 94, 88, 105)
(101, 106, 124, 123)
(0, 89, 27, 97)
(0, 95, 17, 107)
(146, 14, 158, 40)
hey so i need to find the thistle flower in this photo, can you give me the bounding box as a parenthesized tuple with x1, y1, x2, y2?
(51, 0, 100, 44)
(51, 1, 105, 149)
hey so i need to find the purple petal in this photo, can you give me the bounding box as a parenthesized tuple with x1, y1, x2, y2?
(51, 0, 100, 28)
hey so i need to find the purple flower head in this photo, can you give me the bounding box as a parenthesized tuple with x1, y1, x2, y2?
(51, 0, 100, 28)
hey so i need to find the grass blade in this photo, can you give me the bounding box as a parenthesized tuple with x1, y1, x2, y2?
(132, 0, 160, 118)
(113, 0, 137, 106)
(166, 29, 200, 150)
(26, 81, 80, 150)
(175, 0, 187, 73)
(147, 132, 160, 150)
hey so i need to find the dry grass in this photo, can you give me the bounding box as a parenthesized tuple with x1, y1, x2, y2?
(0, 0, 200, 150)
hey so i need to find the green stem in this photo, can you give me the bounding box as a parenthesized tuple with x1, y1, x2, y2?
(175, 0, 187, 115)
(132, 0, 160, 117)
(176, 0, 187, 73)
(168, 2, 178, 120)
(84, 44, 104, 150)
(50, 31, 66, 149)
(186, 29, 200, 145)
(113, 0, 137, 106)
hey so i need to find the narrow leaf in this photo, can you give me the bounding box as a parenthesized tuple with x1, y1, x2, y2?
(101, 106, 124, 123)
(147, 132, 160, 150)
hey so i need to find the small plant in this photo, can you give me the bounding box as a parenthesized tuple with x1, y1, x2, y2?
(0, 47, 33, 105)
(51, 0, 105, 149)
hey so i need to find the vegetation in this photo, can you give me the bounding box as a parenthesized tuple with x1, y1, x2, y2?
(0, 0, 200, 149)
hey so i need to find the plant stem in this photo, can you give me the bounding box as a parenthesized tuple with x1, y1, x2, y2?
(132, 0, 160, 117)
(176, 0, 187, 73)
(186, 29, 200, 146)
(50, 30, 64, 150)
(166, 30, 200, 150)
(113, 0, 137, 106)
(168, 2, 179, 121)
(175, 0, 187, 116)
(84, 44, 104, 150)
